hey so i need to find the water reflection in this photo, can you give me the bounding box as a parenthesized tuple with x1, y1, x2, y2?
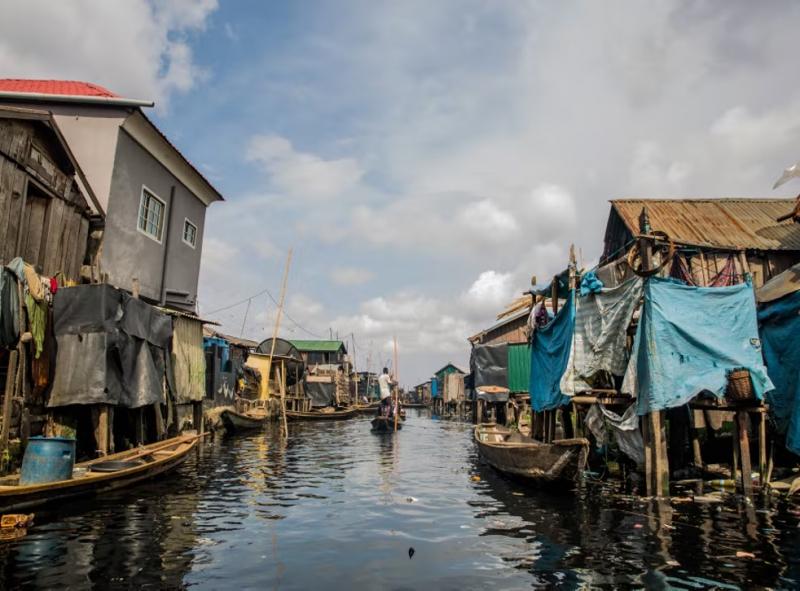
(1, 413, 800, 589)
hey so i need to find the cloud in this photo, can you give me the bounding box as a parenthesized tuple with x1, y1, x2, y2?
(330, 267, 374, 286)
(197, 0, 800, 384)
(0, 0, 218, 109)
(246, 134, 364, 200)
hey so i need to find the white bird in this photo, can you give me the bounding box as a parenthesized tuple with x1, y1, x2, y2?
(774, 161, 800, 189)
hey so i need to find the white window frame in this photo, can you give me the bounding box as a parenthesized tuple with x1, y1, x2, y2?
(137, 185, 166, 243)
(182, 218, 198, 249)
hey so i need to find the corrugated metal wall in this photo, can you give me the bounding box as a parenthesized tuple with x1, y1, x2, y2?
(507, 343, 531, 393)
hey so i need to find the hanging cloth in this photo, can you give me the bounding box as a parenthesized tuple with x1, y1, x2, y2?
(708, 255, 740, 287)
(0, 269, 20, 349)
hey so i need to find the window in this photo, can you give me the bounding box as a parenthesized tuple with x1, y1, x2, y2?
(182, 219, 197, 248)
(137, 187, 165, 242)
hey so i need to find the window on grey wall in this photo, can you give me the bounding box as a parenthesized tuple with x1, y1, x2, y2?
(137, 187, 166, 241)
(183, 219, 197, 248)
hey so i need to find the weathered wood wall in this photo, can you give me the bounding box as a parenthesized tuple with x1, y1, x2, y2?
(0, 118, 90, 281)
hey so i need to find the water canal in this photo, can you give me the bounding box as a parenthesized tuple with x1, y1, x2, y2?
(2, 411, 800, 589)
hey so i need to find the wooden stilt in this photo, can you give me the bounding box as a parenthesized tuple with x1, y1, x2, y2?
(649, 411, 669, 497)
(643, 416, 653, 496)
(690, 409, 703, 470)
(91, 404, 110, 456)
(1, 350, 18, 472)
(561, 404, 574, 439)
(737, 410, 753, 497)
(153, 402, 165, 439)
(758, 410, 767, 486)
(732, 418, 740, 480)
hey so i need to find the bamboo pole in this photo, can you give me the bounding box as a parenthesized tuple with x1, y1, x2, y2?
(265, 249, 293, 439)
(393, 335, 399, 432)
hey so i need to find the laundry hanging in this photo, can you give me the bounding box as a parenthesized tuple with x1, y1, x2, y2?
(562, 277, 643, 396)
(529, 290, 575, 412)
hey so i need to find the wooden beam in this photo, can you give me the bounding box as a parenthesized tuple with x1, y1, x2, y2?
(1, 350, 18, 472)
(736, 410, 753, 496)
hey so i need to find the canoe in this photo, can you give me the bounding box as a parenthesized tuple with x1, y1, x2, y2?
(220, 408, 268, 433)
(352, 403, 381, 414)
(371, 416, 403, 432)
(403, 403, 429, 409)
(474, 423, 588, 484)
(285, 408, 358, 421)
(0, 433, 199, 513)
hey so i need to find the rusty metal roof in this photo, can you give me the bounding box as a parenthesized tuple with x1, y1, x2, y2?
(610, 199, 800, 251)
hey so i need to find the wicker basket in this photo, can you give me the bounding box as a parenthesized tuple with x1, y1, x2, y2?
(725, 368, 754, 402)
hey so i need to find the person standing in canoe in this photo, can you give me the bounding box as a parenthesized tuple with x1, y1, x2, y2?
(378, 367, 396, 417)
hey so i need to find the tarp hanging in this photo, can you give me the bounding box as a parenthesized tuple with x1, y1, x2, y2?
(625, 277, 772, 416)
(470, 343, 508, 390)
(171, 315, 206, 403)
(758, 290, 800, 456)
(529, 290, 575, 412)
(584, 403, 644, 468)
(562, 277, 642, 395)
(48, 284, 172, 408)
(305, 381, 335, 407)
(757, 262, 800, 304)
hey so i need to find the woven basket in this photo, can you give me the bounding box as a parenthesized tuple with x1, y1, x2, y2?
(726, 368, 754, 402)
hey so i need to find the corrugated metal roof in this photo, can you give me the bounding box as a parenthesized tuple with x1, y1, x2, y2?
(611, 199, 800, 251)
(288, 340, 346, 353)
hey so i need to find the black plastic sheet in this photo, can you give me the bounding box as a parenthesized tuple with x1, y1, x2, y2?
(470, 343, 508, 389)
(305, 381, 335, 407)
(49, 284, 172, 408)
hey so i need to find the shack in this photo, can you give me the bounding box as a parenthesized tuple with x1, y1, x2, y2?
(430, 363, 466, 414)
(289, 340, 351, 407)
(203, 329, 257, 407)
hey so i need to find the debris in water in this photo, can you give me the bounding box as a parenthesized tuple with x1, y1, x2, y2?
(470, 476, 481, 482)
(409, 547, 415, 559)
(406, 496, 418, 503)
(736, 551, 755, 559)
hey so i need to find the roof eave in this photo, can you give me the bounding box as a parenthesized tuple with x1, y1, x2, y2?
(0, 90, 153, 108)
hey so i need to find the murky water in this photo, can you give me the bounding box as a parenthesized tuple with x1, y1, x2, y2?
(2, 410, 800, 589)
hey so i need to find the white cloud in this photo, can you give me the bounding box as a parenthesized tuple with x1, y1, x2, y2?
(0, 0, 218, 109)
(246, 134, 364, 200)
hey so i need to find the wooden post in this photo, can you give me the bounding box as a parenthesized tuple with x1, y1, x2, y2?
(690, 409, 703, 470)
(551, 276, 559, 315)
(737, 410, 753, 497)
(732, 417, 739, 479)
(265, 249, 293, 439)
(561, 404, 574, 439)
(758, 410, 767, 486)
(91, 404, 110, 456)
(1, 350, 18, 472)
(393, 335, 399, 432)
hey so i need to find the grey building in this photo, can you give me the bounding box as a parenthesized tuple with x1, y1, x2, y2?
(0, 79, 224, 312)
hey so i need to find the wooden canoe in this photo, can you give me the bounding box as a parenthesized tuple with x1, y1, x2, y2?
(0, 433, 199, 513)
(403, 402, 429, 409)
(285, 408, 358, 421)
(371, 417, 403, 432)
(220, 408, 268, 433)
(474, 423, 588, 484)
(352, 403, 381, 414)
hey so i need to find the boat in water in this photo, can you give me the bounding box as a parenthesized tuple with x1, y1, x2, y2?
(371, 416, 403, 433)
(0, 433, 200, 513)
(473, 423, 588, 485)
(220, 408, 268, 433)
(285, 408, 358, 421)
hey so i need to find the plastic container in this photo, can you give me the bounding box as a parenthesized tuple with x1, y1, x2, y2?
(19, 437, 76, 485)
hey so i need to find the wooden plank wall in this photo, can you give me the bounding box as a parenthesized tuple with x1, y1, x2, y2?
(0, 118, 91, 282)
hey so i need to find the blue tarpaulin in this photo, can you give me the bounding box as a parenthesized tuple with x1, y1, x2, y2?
(631, 277, 772, 415)
(530, 290, 575, 412)
(431, 378, 439, 399)
(758, 290, 800, 456)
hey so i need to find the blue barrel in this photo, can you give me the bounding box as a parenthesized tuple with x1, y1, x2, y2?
(19, 437, 76, 485)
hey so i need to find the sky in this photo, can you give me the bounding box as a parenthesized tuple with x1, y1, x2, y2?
(2, 0, 800, 386)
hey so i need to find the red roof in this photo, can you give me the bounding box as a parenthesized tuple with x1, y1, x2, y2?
(0, 79, 118, 98)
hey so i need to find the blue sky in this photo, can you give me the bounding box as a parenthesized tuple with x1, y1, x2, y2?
(3, 1, 800, 385)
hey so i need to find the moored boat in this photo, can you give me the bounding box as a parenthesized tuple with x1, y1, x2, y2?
(352, 402, 381, 414)
(220, 408, 268, 433)
(474, 423, 588, 485)
(0, 433, 200, 513)
(403, 402, 429, 409)
(285, 408, 357, 421)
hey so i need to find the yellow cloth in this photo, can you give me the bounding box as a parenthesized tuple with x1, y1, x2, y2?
(23, 263, 44, 301)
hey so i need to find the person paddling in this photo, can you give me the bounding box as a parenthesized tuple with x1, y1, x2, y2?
(378, 367, 395, 417)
